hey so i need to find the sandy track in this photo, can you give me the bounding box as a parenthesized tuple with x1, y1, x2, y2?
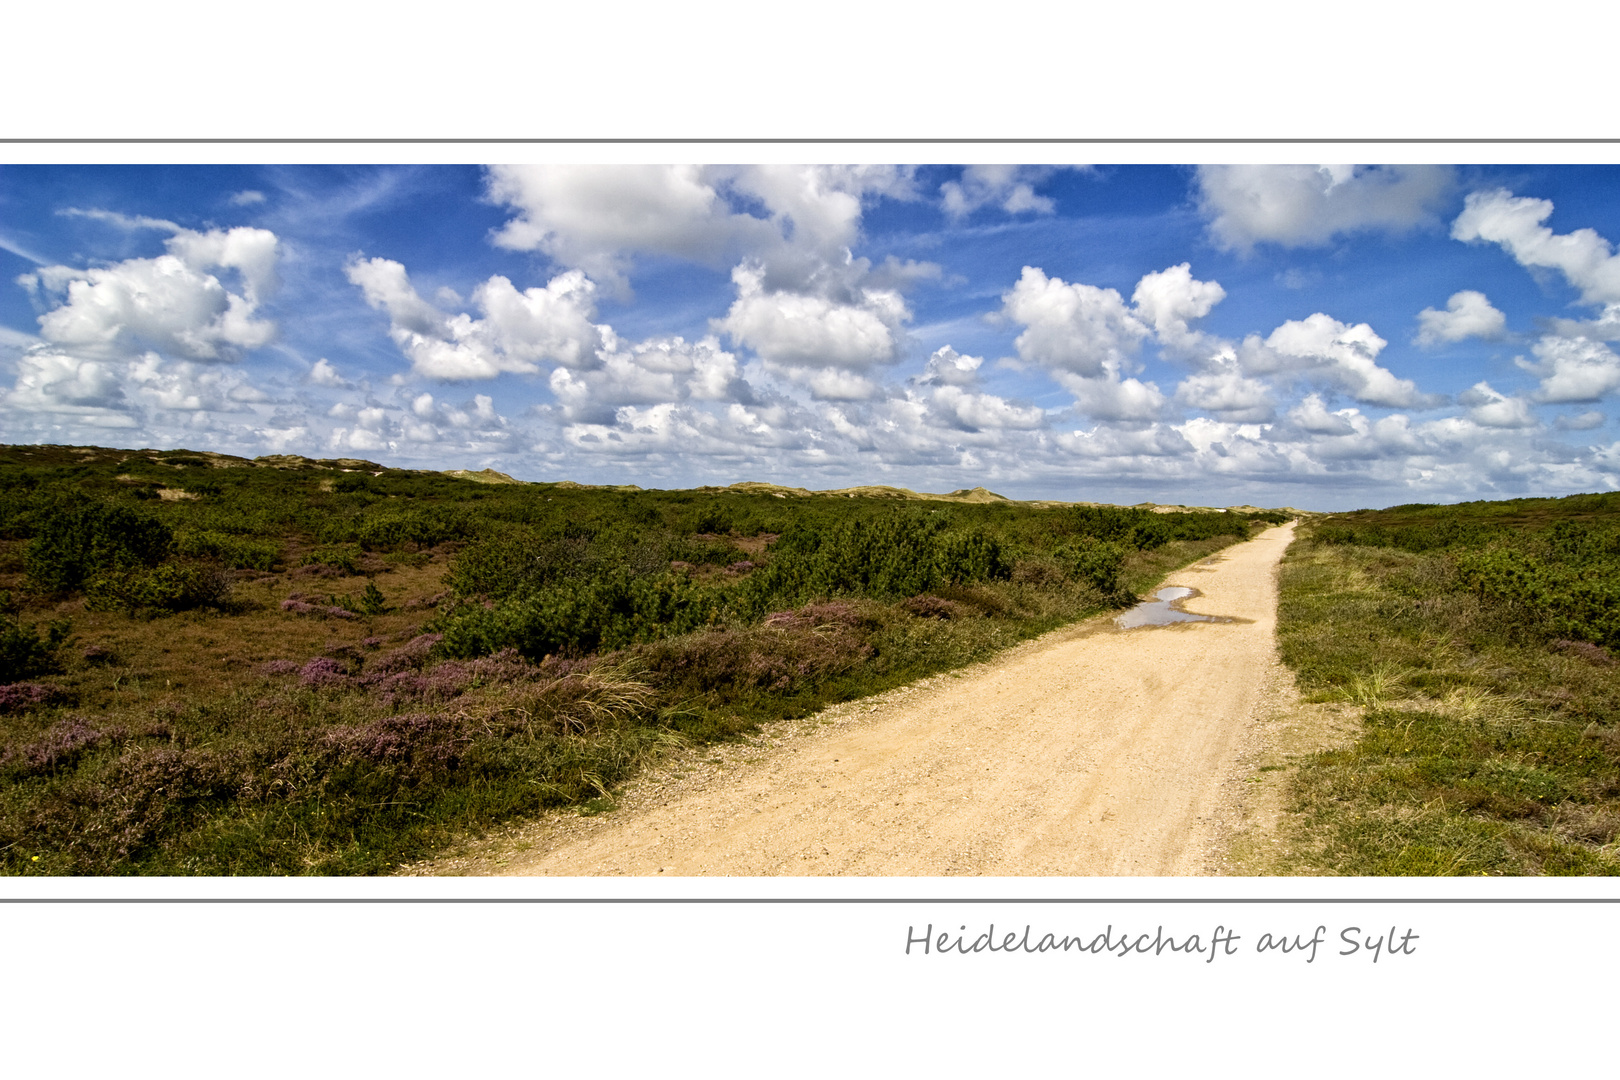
(493, 522, 1296, 877)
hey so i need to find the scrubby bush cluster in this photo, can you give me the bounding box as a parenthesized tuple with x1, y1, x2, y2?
(316, 507, 473, 551)
(174, 530, 279, 571)
(1452, 520, 1620, 649)
(86, 563, 234, 616)
(739, 515, 1011, 604)
(431, 502, 1257, 663)
(24, 503, 173, 594)
(0, 617, 69, 683)
(1306, 494, 1620, 649)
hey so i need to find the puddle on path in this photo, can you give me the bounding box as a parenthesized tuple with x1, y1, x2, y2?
(1115, 586, 1226, 629)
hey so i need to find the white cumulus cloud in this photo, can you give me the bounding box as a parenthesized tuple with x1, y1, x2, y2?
(1517, 335, 1620, 403)
(3, 348, 126, 412)
(486, 164, 918, 296)
(926, 384, 1045, 432)
(1002, 266, 1149, 377)
(940, 165, 1061, 219)
(23, 225, 279, 362)
(3, 225, 285, 435)
(308, 358, 354, 389)
(1174, 364, 1275, 423)
(1252, 313, 1433, 408)
(1060, 369, 1168, 423)
(549, 336, 750, 423)
(1287, 393, 1357, 436)
(1458, 382, 1537, 428)
(347, 258, 607, 380)
(1452, 188, 1620, 305)
(486, 165, 769, 292)
(1556, 410, 1606, 431)
(1131, 262, 1226, 354)
(1196, 165, 1453, 252)
(916, 345, 983, 387)
(1415, 290, 1507, 346)
(716, 264, 907, 397)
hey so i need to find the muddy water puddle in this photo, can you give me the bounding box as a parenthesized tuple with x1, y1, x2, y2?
(1116, 586, 1230, 629)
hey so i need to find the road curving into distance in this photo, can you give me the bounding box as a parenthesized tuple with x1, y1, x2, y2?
(487, 521, 1297, 876)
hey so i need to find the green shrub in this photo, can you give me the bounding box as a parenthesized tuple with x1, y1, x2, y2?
(437, 570, 719, 659)
(1315, 519, 1493, 552)
(1059, 537, 1130, 600)
(24, 503, 172, 593)
(446, 530, 593, 599)
(743, 512, 953, 605)
(937, 527, 1012, 584)
(303, 544, 364, 575)
(665, 534, 742, 567)
(1454, 543, 1620, 648)
(1309, 506, 1620, 649)
(1060, 505, 1247, 550)
(86, 563, 233, 616)
(0, 616, 69, 682)
(0, 478, 83, 540)
(687, 505, 733, 534)
(359, 581, 387, 617)
(175, 530, 279, 571)
(320, 508, 471, 551)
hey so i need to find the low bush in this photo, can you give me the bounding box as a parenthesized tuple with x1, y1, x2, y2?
(320, 507, 472, 551)
(280, 595, 359, 620)
(1058, 537, 1131, 601)
(901, 595, 965, 620)
(302, 544, 363, 575)
(446, 530, 593, 599)
(175, 530, 279, 571)
(436, 570, 720, 659)
(737, 514, 1011, 611)
(636, 608, 876, 701)
(24, 503, 172, 593)
(358, 581, 387, 616)
(85, 563, 233, 616)
(1, 716, 121, 779)
(0, 682, 55, 713)
(1, 654, 670, 874)
(1454, 543, 1620, 649)
(0, 617, 70, 682)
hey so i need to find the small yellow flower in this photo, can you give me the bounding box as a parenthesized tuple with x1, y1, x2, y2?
(31, 856, 40, 862)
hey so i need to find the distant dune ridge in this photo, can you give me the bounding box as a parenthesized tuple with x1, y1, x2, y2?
(442, 468, 525, 485)
(2, 443, 1302, 515)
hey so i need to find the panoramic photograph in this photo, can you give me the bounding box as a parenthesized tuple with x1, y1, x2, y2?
(2, 162, 1617, 876)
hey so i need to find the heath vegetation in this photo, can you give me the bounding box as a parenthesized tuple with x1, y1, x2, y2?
(0, 443, 1274, 875)
(1272, 492, 1620, 875)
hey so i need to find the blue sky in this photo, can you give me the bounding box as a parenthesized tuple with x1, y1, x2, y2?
(5, 163, 1620, 510)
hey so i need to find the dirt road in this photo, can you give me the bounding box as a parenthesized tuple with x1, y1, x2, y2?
(489, 522, 1296, 876)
